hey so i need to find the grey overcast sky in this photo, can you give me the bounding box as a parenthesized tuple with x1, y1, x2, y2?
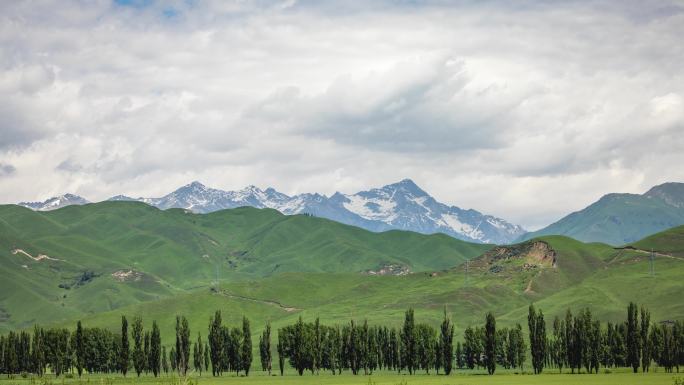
(1, 0, 683, 229)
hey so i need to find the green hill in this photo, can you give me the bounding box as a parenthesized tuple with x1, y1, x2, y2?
(521, 182, 684, 245)
(0, 202, 490, 332)
(54, 233, 684, 348)
(630, 224, 684, 257)
(3, 202, 684, 349)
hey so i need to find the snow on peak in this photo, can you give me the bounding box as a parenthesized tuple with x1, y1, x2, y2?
(14, 179, 526, 244)
(19, 193, 89, 211)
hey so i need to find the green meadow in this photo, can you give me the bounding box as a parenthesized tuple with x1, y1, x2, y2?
(1, 202, 684, 382)
(0, 371, 680, 385)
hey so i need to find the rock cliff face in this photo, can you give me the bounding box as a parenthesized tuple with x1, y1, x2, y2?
(471, 240, 557, 273)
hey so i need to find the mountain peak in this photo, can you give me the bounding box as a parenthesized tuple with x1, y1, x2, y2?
(241, 185, 262, 193)
(186, 181, 207, 189)
(108, 195, 136, 201)
(644, 182, 684, 208)
(383, 178, 427, 196)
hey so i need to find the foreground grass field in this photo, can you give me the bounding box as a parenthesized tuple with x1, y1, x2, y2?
(0, 371, 680, 385)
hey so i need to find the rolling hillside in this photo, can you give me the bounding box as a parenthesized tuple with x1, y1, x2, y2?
(56, 232, 684, 347)
(2, 201, 684, 349)
(0, 201, 490, 332)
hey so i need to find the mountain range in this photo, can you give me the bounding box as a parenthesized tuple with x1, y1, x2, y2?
(17, 180, 684, 246)
(19, 179, 526, 244)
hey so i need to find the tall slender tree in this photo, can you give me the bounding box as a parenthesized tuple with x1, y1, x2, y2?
(208, 311, 223, 376)
(74, 321, 84, 377)
(626, 302, 640, 373)
(150, 321, 161, 377)
(132, 316, 144, 376)
(193, 333, 204, 375)
(440, 307, 454, 375)
(175, 315, 191, 376)
(31, 325, 45, 376)
(144, 331, 150, 374)
(484, 312, 496, 375)
(528, 305, 547, 374)
(204, 343, 210, 373)
(640, 306, 651, 372)
(121, 316, 130, 377)
(401, 309, 416, 374)
(241, 316, 252, 376)
(260, 322, 272, 375)
(161, 346, 168, 374)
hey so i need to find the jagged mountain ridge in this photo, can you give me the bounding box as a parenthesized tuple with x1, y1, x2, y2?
(17, 180, 525, 244)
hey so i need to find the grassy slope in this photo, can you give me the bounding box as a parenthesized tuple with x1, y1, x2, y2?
(61, 234, 684, 350)
(0, 202, 490, 332)
(3, 202, 684, 358)
(630, 224, 684, 257)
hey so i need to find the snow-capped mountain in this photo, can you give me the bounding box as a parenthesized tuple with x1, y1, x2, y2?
(16, 180, 526, 244)
(127, 181, 296, 213)
(324, 179, 526, 244)
(107, 179, 524, 243)
(19, 193, 90, 211)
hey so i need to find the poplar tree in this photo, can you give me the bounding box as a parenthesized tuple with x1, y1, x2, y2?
(401, 309, 416, 374)
(277, 333, 285, 376)
(241, 316, 252, 376)
(208, 311, 223, 376)
(193, 333, 204, 375)
(528, 305, 546, 374)
(161, 346, 168, 374)
(640, 306, 651, 372)
(175, 315, 191, 376)
(552, 316, 566, 372)
(260, 322, 272, 375)
(132, 316, 144, 376)
(484, 312, 496, 375)
(204, 343, 210, 373)
(144, 331, 150, 374)
(626, 302, 640, 373)
(31, 325, 45, 376)
(121, 316, 130, 377)
(150, 321, 161, 377)
(75, 321, 84, 377)
(440, 307, 454, 375)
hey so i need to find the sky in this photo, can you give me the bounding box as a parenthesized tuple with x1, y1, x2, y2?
(1, 0, 683, 230)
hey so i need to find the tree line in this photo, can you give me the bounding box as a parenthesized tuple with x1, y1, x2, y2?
(1, 303, 682, 377)
(0, 315, 217, 378)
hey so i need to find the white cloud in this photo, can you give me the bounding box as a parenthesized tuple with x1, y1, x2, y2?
(0, 0, 683, 229)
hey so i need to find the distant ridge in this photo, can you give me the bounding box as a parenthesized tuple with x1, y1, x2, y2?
(520, 182, 684, 245)
(19, 193, 89, 211)
(16, 179, 525, 244)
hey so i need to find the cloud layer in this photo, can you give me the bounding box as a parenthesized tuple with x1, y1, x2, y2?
(1, 0, 683, 229)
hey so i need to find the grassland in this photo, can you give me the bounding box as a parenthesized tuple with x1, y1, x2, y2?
(0, 370, 680, 385)
(2, 202, 684, 362)
(61, 233, 684, 349)
(0, 202, 489, 332)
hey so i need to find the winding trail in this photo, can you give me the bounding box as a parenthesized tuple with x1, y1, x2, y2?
(218, 291, 300, 312)
(613, 247, 684, 261)
(11, 248, 62, 262)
